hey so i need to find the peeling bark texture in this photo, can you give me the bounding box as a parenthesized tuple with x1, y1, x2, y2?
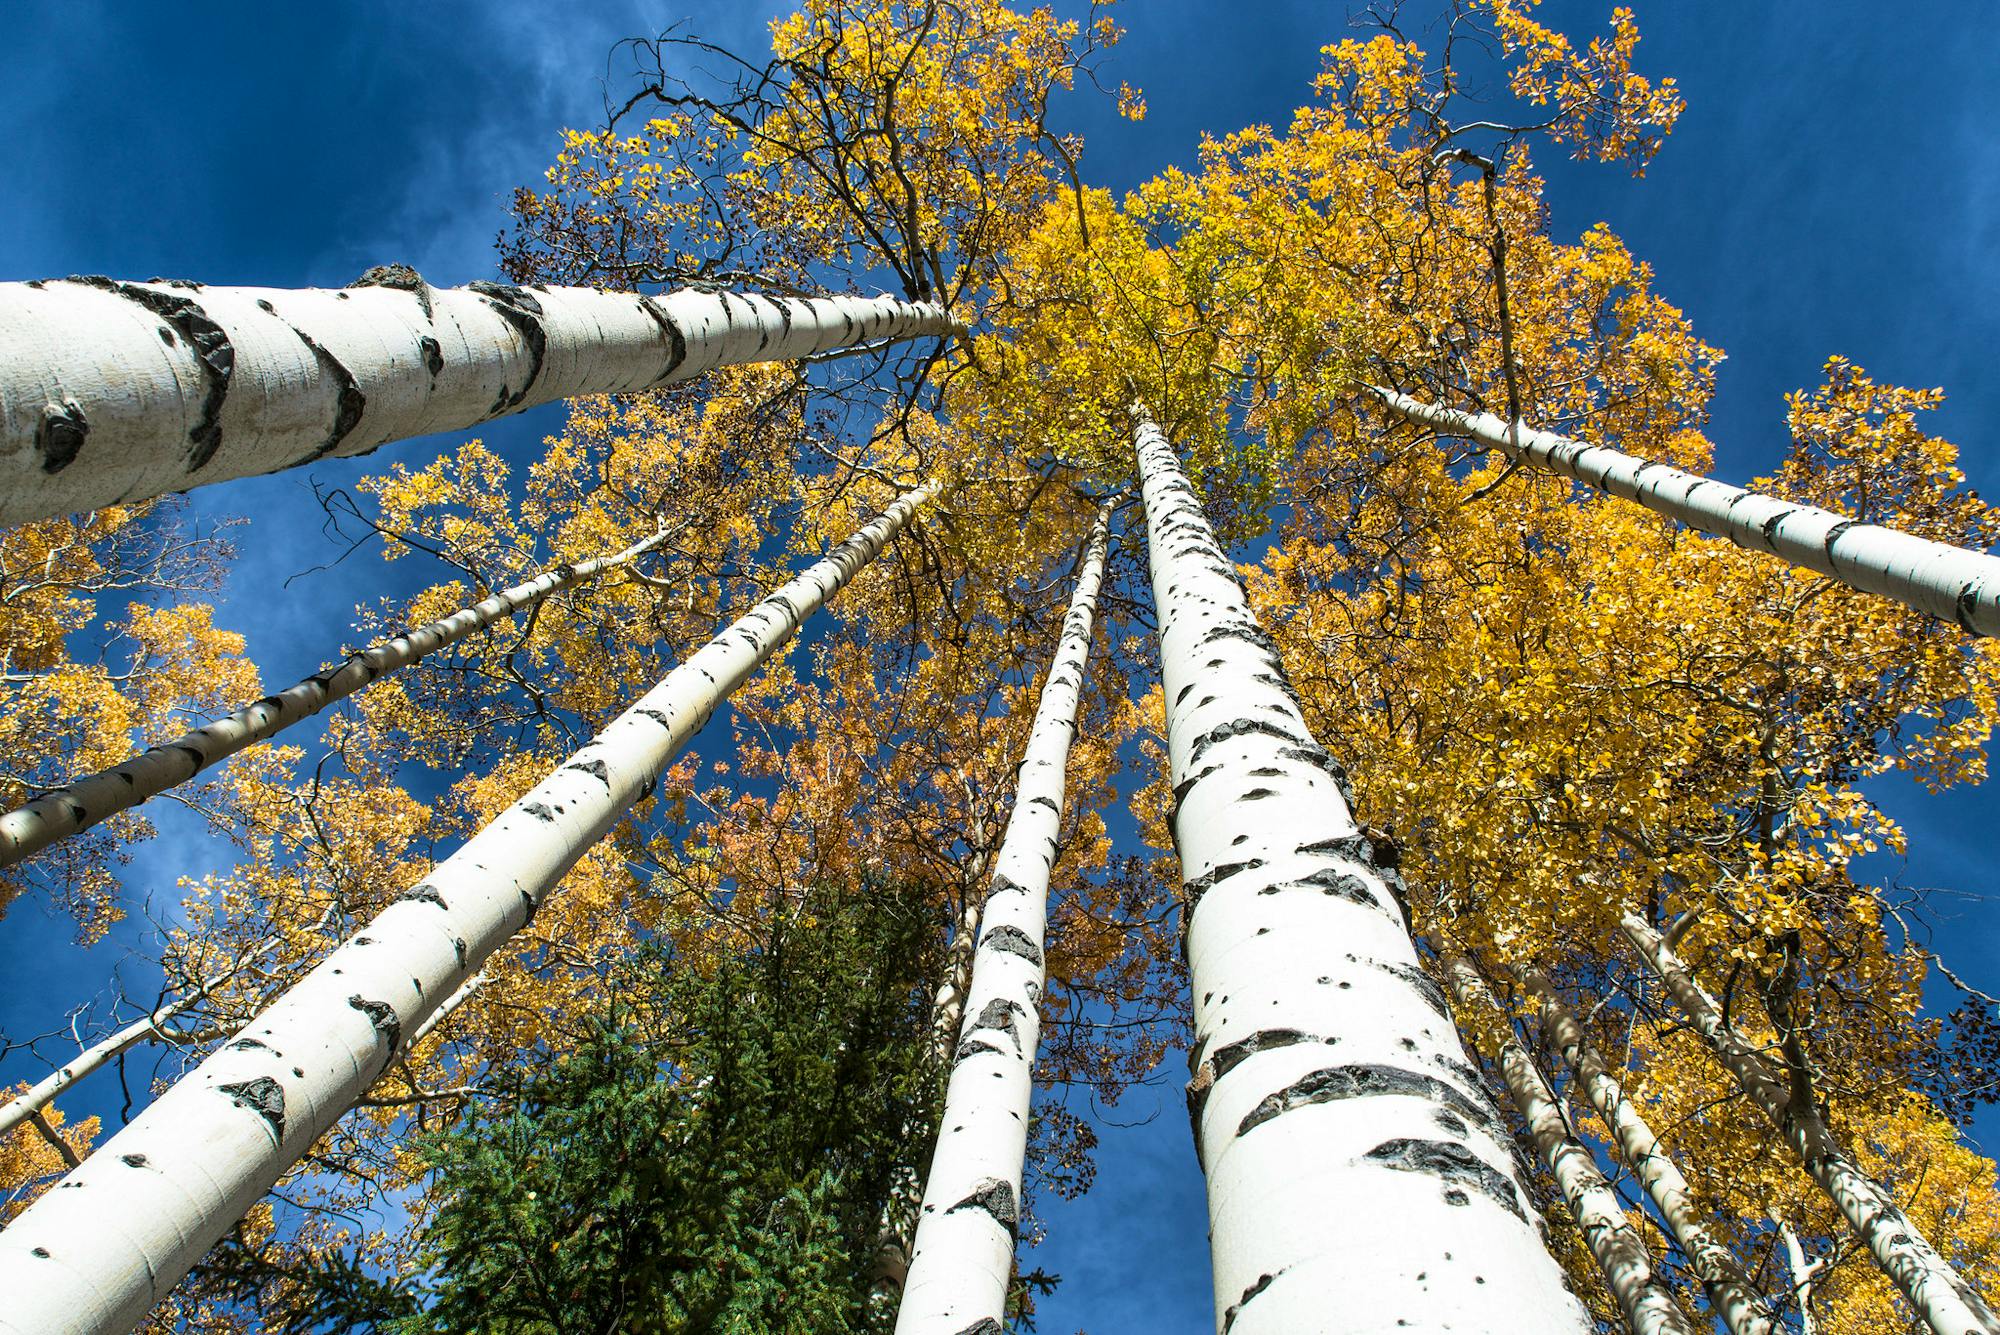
(1443, 959, 1695, 1335)
(0, 485, 934, 1335)
(0, 528, 673, 872)
(894, 505, 1111, 1334)
(1371, 388, 2000, 638)
(1132, 406, 1588, 1335)
(1520, 967, 1775, 1335)
(0, 275, 954, 526)
(1621, 914, 2000, 1335)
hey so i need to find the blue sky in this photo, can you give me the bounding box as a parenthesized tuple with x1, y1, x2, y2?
(3, 3, 1998, 1332)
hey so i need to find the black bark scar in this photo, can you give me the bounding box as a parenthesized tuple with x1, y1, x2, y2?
(945, 1178, 1018, 1238)
(980, 923, 1043, 967)
(1378, 959, 1451, 1018)
(396, 883, 448, 910)
(1364, 1137, 1526, 1221)
(1181, 857, 1268, 911)
(350, 264, 434, 320)
(1208, 1028, 1330, 1082)
(468, 282, 548, 414)
(955, 1036, 1005, 1063)
(971, 997, 1028, 1051)
(284, 323, 367, 464)
(347, 995, 402, 1057)
(218, 1075, 286, 1140)
(1236, 1063, 1500, 1139)
(35, 398, 88, 474)
(73, 277, 233, 470)
(637, 295, 689, 381)
(1222, 1268, 1288, 1334)
(563, 757, 612, 788)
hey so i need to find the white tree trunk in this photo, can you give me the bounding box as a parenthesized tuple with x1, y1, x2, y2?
(873, 803, 998, 1300)
(1133, 406, 1589, 1335)
(0, 274, 954, 526)
(1442, 958, 1695, 1335)
(1519, 967, 1775, 1335)
(1779, 1216, 1823, 1335)
(893, 504, 1112, 1335)
(1370, 389, 2000, 638)
(1620, 914, 2000, 1335)
(0, 528, 673, 872)
(0, 484, 934, 1335)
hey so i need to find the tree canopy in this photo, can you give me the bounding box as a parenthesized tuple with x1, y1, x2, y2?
(2, 3, 1996, 1332)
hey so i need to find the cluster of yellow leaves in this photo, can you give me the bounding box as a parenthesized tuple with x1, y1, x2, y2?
(15, 4, 1996, 1329)
(1581, 1015, 2000, 1331)
(0, 502, 256, 942)
(0, 1093, 96, 1226)
(1488, 0, 1684, 170)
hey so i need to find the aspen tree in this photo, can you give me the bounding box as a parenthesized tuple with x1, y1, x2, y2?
(1134, 405, 1587, 1334)
(1519, 967, 1776, 1335)
(1371, 390, 2000, 638)
(1621, 913, 2000, 1335)
(895, 502, 1112, 1334)
(1780, 1217, 1826, 1335)
(0, 526, 676, 873)
(0, 275, 952, 526)
(0, 484, 934, 1335)
(1442, 957, 1694, 1335)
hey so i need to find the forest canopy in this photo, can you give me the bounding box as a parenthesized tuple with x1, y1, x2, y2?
(1, 3, 1996, 1333)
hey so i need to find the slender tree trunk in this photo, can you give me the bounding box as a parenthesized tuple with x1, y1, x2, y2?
(0, 275, 955, 526)
(894, 504, 1112, 1335)
(1133, 405, 1588, 1335)
(931, 796, 998, 1065)
(1779, 1216, 1823, 1335)
(1518, 966, 1776, 1335)
(0, 484, 934, 1335)
(1442, 957, 1695, 1335)
(0, 528, 674, 876)
(1369, 389, 2000, 638)
(1620, 913, 2000, 1335)
(872, 802, 998, 1300)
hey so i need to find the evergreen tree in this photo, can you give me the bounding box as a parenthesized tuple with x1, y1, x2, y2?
(195, 879, 945, 1335)
(410, 882, 943, 1334)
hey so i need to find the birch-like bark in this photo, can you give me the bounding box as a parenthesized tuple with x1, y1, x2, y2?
(894, 504, 1112, 1335)
(872, 810, 996, 1299)
(0, 529, 673, 874)
(1370, 389, 2000, 638)
(0, 484, 934, 1335)
(0, 274, 954, 526)
(1443, 959, 1695, 1335)
(1134, 406, 1588, 1335)
(1621, 914, 2000, 1335)
(1519, 967, 1776, 1335)
(1779, 1216, 1824, 1335)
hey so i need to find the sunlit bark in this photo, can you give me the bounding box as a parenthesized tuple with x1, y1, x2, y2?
(1372, 389, 2000, 638)
(1135, 405, 1587, 1335)
(894, 503, 1112, 1334)
(1443, 958, 1694, 1335)
(0, 274, 953, 525)
(1519, 967, 1775, 1335)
